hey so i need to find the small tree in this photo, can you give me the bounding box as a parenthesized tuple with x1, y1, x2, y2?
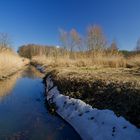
(70, 29, 82, 52)
(0, 33, 12, 51)
(59, 28, 82, 58)
(109, 40, 119, 52)
(87, 25, 107, 52)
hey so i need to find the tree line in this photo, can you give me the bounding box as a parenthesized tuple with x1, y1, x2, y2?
(18, 44, 65, 59)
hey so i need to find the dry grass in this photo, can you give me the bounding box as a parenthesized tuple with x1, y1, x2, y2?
(0, 51, 29, 79)
(127, 54, 140, 67)
(88, 51, 126, 68)
(30, 51, 140, 70)
(31, 51, 127, 68)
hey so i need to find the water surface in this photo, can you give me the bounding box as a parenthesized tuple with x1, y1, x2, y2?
(0, 66, 81, 140)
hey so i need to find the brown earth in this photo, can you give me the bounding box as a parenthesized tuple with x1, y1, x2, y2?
(44, 67, 140, 128)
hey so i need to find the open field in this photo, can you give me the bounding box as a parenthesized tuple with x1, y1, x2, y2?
(30, 50, 140, 69)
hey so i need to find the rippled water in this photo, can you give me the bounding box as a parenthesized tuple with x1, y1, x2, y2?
(0, 66, 81, 140)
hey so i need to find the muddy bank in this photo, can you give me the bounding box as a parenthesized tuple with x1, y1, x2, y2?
(43, 69, 140, 128)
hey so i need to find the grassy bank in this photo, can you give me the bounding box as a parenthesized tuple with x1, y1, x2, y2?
(31, 51, 127, 68)
(0, 50, 29, 80)
(42, 67, 140, 128)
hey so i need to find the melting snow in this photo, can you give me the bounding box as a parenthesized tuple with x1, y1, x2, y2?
(46, 76, 140, 140)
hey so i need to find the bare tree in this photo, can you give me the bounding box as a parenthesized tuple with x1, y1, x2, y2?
(87, 25, 107, 51)
(70, 29, 82, 52)
(59, 29, 69, 50)
(0, 33, 11, 50)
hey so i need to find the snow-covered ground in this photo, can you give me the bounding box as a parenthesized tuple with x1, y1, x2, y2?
(46, 75, 140, 140)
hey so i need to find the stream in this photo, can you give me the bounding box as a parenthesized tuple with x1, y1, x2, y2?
(0, 66, 81, 140)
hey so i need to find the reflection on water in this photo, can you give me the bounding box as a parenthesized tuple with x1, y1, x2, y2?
(0, 66, 81, 140)
(0, 72, 21, 99)
(0, 66, 43, 99)
(22, 66, 44, 79)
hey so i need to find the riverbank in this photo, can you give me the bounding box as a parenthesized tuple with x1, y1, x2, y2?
(44, 74, 140, 140)
(37, 65, 140, 129)
(29, 54, 140, 139)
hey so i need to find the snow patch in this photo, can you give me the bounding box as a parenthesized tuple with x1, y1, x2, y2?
(36, 65, 46, 73)
(46, 76, 140, 140)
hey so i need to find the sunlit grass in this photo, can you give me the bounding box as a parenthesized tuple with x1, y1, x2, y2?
(127, 54, 140, 67)
(31, 51, 127, 68)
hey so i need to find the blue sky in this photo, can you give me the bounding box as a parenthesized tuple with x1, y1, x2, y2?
(0, 0, 140, 50)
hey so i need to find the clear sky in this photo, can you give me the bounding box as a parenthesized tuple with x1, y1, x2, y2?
(0, 0, 140, 50)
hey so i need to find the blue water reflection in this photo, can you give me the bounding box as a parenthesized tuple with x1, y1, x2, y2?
(0, 66, 81, 140)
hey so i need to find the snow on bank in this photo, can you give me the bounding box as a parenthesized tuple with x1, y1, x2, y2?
(46, 76, 140, 140)
(36, 65, 46, 73)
